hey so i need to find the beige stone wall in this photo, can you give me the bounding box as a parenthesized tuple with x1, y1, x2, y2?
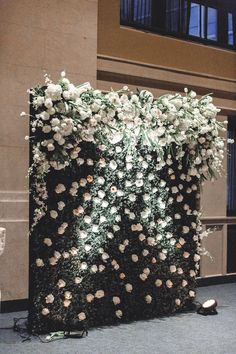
(0, 0, 98, 301)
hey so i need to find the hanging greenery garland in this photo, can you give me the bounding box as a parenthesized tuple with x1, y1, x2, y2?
(23, 72, 232, 334)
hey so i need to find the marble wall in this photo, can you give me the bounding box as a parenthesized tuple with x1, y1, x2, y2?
(0, 0, 98, 301)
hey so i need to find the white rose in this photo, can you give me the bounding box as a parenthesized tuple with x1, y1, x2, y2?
(84, 244, 91, 252)
(92, 225, 99, 233)
(47, 143, 55, 151)
(63, 251, 70, 259)
(36, 96, 44, 106)
(78, 312, 86, 321)
(183, 251, 190, 258)
(141, 209, 151, 219)
(98, 190, 105, 199)
(84, 215, 92, 224)
(117, 190, 124, 197)
(58, 201, 65, 210)
(100, 216, 107, 224)
(36, 258, 44, 267)
(115, 310, 123, 318)
(178, 268, 183, 275)
(145, 295, 152, 304)
(97, 176, 105, 185)
(155, 279, 162, 287)
(139, 273, 147, 281)
(156, 126, 166, 136)
(189, 290, 195, 297)
(142, 249, 149, 256)
(79, 230, 87, 239)
(143, 268, 150, 275)
(95, 290, 105, 299)
(113, 225, 120, 232)
(139, 233, 146, 241)
(131, 254, 138, 262)
(183, 226, 190, 234)
(125, 180, 132, 188)
(43, 238, 52, 247)
(194, 254, 201, 262)
(119, 244, 125, 253)
(40, 111, 50, 121)
(166, 280, 173, 288)
(44, 98, 53, 108)
(81, 262, 88, 270)
(102, 252, 109, 260)
(45, 294, 54, 303)
(142, 161, 148, 169)
(107, 232, 114, 239)
(129, 194, 136, 202)
(55, 184, 66, 194)
(125, 283, 133, 292)
(175, 298, 181, 306)
(42, 308, 50, 316)
(113, 296, 121, 305)
(159, 252, 166, 261)
(109, 160, 117, 170)
(171, 186, 178, 194)
(86, 294, 94, 303)
(146, 236, 155, 246)
(117, 171, 124, 178)
(42, 125, 51, 133)
(159, 180, 166, 187)
(57, 279, 66, 288)
(75, 277, 83, 284)
(126, 162, 133, 170)
(91, 265, 98, 273)
(101, 200, 109, 208)
(64, 291, 72, 300)
(135, 179, 143, 187)
(177, 194, 184, 202)
(99, 265, 105, 272)
(143, 194, 150, 201)
(49, 257, 57, 265)
(50, 210, 58, 219)
(133, 223, 143, 232)
(110, 206, 117, 214)
(170, 265, 176, 273)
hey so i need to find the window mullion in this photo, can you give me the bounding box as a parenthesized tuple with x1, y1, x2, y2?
(218, 5, 228, 46)
(204, 5, 208, 40)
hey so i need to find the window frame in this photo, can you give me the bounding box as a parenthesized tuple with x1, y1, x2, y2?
(120, 0, 236, 51)
(227, 116, 236, 217)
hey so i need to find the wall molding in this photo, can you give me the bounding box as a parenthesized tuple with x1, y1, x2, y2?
(197, 274, 236, 287)
(1, 298, 28, 313)
(201, 217, 236, 225)
(98, 54, 236, 84)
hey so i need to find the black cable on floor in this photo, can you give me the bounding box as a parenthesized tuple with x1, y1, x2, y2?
(0, 317, 88, 343)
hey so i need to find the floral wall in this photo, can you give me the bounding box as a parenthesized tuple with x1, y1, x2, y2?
(25, 73, 229, 334)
